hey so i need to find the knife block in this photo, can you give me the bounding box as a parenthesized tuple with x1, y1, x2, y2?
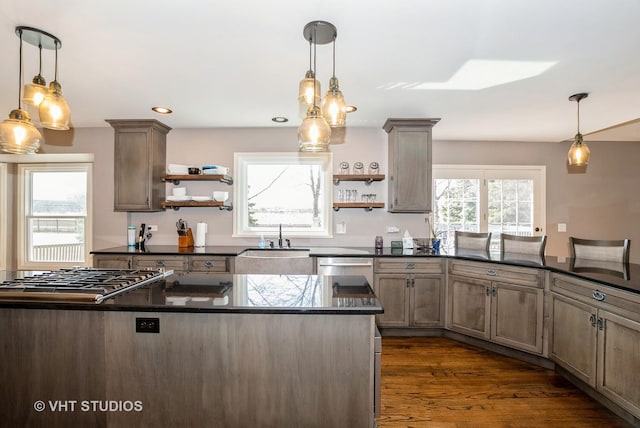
(178, 228, 194, 248)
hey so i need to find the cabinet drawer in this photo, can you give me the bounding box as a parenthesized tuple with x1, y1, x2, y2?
(93, 255, 132, 269)
(190, 256, 230, 273)
(551, 273, 640, 321)
(448, 260, 543, 288)
(374, 258, 444, 274)
(133, 256, 186, 272)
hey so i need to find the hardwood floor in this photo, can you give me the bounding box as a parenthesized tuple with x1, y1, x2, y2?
(377, 337, 632, 428)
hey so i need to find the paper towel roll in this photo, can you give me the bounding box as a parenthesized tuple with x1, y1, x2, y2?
(195, 222, 207, 247)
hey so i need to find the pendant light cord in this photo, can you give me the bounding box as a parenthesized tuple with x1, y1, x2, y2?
(332, 40, 336, 78)
(576, 100, 581, 134)
(38, 43, 43, 76)
(54, 40, 59, 82)
(18, 28, 23, 108)
(312, 24, 317, 108)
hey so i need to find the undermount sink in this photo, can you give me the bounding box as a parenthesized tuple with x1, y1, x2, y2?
(235, 249, 312, 274)
(239, 249, 310, 258)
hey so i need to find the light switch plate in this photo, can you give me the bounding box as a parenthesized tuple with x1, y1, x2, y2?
(558, 223, 567, 233)
(387, 226, 400, 233)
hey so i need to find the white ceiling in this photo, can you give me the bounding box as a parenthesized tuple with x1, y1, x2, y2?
(1, 0, 640, 142)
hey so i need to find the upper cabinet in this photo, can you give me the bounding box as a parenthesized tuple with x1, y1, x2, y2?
(107, 119, 172, 212)
(383, 118, 440, 213)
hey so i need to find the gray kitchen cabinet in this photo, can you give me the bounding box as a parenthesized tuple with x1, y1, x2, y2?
(374, 258, 445, 328)
(133, 255, 187, 273)
(383, 118, 440, 213)
(447, 260, 545, 355)
(93, 254, 132, 269)
(189, 255, 233, 273)
(550, 273, 640, 418)
(107, 119, 172, 212)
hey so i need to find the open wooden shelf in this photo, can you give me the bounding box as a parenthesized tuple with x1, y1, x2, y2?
(162, 174, 233, 185)
(333, 174, 385, 185)
(161, 201, 233, 211)
(333, 202, 385, 212)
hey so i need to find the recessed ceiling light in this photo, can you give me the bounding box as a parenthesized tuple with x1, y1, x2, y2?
(152, 106, 173, 114)
(345, 105, 357, 113)
(272, 116, 288, 123)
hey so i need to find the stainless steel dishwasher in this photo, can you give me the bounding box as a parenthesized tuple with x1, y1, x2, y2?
(316, 257, 374, 285)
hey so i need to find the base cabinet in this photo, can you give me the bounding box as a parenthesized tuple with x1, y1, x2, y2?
(447, 260, 545, 355)
(374, 258, 445, 328)
(93, 254, 133, 269)
(550, 274, 640, 418)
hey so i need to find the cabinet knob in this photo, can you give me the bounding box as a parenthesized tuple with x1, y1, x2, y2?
(406, 279, 411, 288)
(406, 263, 415, 269)
(590, 313, 597, 327)
(156, 260, 165, 267)
(204, 261, 213, 268)
(592, 290, 606, 302)
(597, 317, 604, 331)
(486, 269, 497, 276)
(486, 287, 491, 296)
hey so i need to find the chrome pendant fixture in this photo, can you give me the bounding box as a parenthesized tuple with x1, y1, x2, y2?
(298, 21, 334, 152)
(0, 28, 42, 154)
(567, 93, 590, 166)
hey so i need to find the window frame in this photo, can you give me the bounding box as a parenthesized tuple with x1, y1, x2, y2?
(17, 162, 93, 270)
(0, 162, 6, 270)
(433, 164, 546, 250)
(233, 152, 333, 238)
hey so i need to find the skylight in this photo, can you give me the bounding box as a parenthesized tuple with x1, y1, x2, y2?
(380, 59, 557, 91)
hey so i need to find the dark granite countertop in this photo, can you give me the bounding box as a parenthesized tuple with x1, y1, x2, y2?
(0, 273, 383, 315)
(91, 245, 640, 295)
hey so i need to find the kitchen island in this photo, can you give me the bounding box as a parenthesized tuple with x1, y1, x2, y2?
(0, 273, 382, 428)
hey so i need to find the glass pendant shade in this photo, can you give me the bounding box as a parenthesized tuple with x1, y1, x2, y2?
(321, 77, 347, 127)
(298, 106, 331, 152)
(0, 109, 42, 154)
(22, 75, 47, 108)
(39, 81, 70, 130)
(568, 133, 590, 166)
(298, 71, 321, 119)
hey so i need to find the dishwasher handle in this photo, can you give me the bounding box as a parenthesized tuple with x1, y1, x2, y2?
(317, 262, 373, 267)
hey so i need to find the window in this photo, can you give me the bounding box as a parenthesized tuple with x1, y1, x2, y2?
(234, 153, 332, 238)
(17, 163, 92, 269)
(433, 165, 545, 251)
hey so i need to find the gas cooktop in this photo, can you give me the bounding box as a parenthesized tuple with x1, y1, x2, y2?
(0, 268, 167, 303)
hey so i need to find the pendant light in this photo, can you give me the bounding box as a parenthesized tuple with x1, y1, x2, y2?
(39, 38, 71, 130)
(0, 28, 43, 154)
(567, 93, 590, 166)
(298, 39, 321, 119)
(22, 43, 48, 110)
(298, 21, 333, 152)
(321, 38, 347, 128)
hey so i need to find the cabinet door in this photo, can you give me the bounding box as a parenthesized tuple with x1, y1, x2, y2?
(109, 120, 169, 212)
(447, 275, 491, 339)
(549, 292, 597, 387)
(411, 274, 445, 327)
(384, 119, 438, 213)
(597, 309, 640, 416)
(93, 255, 132, 269)
(491, 281, 544, 354)
(374, 274, 410, 327)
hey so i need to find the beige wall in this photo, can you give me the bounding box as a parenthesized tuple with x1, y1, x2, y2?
(31, 124, 640, 263)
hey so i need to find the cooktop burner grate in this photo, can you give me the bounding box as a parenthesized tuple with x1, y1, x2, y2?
(0, 268, 166, 303)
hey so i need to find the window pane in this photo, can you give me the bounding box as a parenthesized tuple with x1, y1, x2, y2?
(23, 166, 90, 266)
(31, 171, 87, 215)
(247, 164, 324, 229)
(234, 153, 332, 238)
(434, 178, 480, 249)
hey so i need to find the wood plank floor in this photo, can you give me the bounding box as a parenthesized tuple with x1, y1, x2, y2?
(377, 337, 632, 428)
